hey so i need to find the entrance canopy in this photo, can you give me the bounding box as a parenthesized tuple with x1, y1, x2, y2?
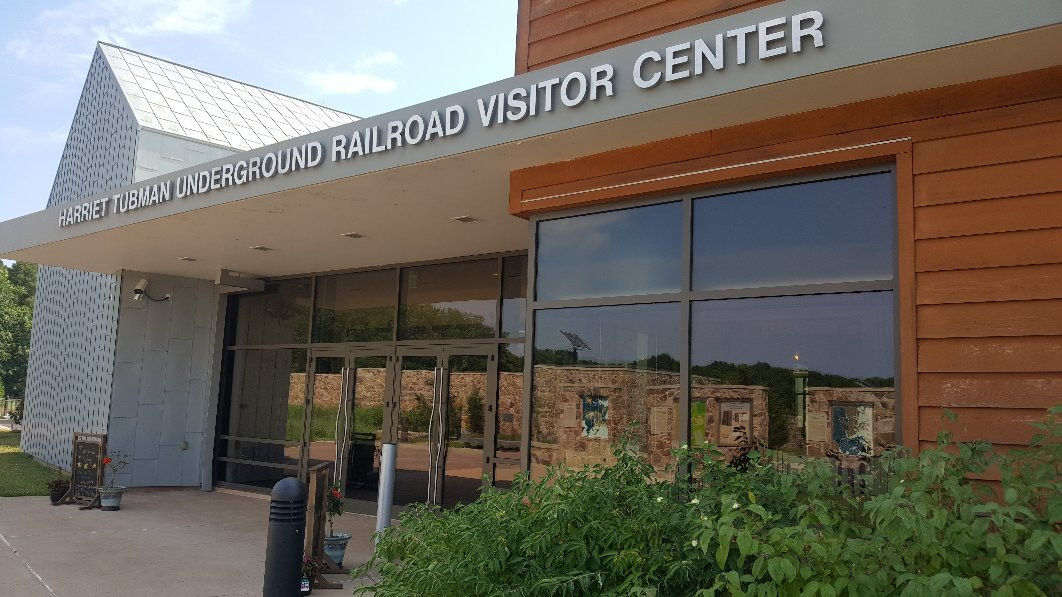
(2, 0, 1058, 279)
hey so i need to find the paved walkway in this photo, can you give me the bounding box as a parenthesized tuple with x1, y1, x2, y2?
(0, 489, 378, 596)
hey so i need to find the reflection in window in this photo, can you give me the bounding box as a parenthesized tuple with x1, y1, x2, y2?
(501, 256, 528, 338)
(536, 202, 683, 301)
(689, 292, 895, 456)
(399, 260, 498, 339)
(233, 279, 312, 345)
(531, 303, 680, 479)
(222, 348, 306, 488)
(692, 173, 895, 291)
(497, 344, 524, 458)
(312, 269, 396, 343)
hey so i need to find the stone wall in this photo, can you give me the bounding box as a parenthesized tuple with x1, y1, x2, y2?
(288, 369, 524, 439)
(804, 387, 896, 458)
(690, 383, 770, 447)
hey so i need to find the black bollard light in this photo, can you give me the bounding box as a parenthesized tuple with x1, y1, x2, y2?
(263, 477, 308, 597)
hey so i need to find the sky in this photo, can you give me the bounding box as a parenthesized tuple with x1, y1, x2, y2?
(0, 0, 517, 225)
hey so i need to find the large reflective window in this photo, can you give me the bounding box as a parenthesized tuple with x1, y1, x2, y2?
(233, 279, 312, 345)
(531, 303, 681, 479)
(501, 256, 528, 338)
(221, 348, 306, 488)
(398, 260, 498, 339)
(312, 269, 396, 343)
(690, 292, 895, 457)
(692, 173, 895, 291)
(536, 202, 683, 301)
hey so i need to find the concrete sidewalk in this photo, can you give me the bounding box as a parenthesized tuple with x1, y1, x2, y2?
(0, 489, 378, 596)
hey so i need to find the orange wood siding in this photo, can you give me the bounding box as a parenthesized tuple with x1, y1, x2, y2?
(517, 0, 778, 73)
(510, 66, 1062, 454)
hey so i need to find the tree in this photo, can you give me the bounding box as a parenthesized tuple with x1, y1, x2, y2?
(0, 261, 36, 397)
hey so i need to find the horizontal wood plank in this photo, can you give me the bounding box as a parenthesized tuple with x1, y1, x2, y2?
(919, 372, 1062, 409)
(913, 120, 1062, 174)
(915, 227, 1062, 272)
(529, 0, 670, 42)
(527, 0, 776, 67)
(918, 336, 1062, 373)
(918, 407, 1047, 444)
(914, 156, 1062, 207)
(529, 0, 592, 21)
(914, 192, 1062, 239)
(918, 299, 1062, 339)
(916, 263, 1062, 305)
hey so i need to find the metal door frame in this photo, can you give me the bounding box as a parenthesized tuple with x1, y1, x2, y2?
(303, 347, 395, 484)
(391, 344, 498, 506)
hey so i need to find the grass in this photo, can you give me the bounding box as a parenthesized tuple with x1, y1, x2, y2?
(0, 430, 61, 497)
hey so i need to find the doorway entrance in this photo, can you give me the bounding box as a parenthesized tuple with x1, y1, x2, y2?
(304, 349, 393, 510)
(393, 346, 497, 508)
(302, 344, 505, 510)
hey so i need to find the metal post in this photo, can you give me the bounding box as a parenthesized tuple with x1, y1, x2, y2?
(375, 442, 397, 542)
(264, 477, 308, 597)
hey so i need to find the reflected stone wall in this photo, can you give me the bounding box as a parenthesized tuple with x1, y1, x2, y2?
(289, 370, 524, 440)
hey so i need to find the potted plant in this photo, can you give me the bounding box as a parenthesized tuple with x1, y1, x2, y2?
(97, 451, 129, 511)
(47, 477, 69, 505)
(322, 483, 351, 566)
(300, 555, 321, 594)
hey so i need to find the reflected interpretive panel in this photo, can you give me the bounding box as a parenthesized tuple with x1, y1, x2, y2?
(531, 303, 681, 480)
(689, 292, 895, 458)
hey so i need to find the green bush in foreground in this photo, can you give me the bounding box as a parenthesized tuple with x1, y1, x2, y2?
(355, 408, 1061, 596)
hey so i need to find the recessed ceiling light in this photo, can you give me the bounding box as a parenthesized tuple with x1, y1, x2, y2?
(340, 232, 365, 239)
(249, 245, 272, 251)
(451, 215, 480, 223)
(177, 256, 196, 262)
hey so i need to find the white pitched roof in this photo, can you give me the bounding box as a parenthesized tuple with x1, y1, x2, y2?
(98, 42, 358, 151)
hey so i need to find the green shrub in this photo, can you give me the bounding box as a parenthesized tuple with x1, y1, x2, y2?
(355, 407, 1062, 596)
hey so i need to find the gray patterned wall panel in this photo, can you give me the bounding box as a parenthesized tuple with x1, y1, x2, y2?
(108, 272, 220, 487)
(20, 48, 136, 469)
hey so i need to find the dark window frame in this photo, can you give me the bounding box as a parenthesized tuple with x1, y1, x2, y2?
(524, 165, 900, 473)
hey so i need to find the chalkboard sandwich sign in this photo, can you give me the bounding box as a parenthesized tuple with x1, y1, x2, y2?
(55, 432, 107, 509)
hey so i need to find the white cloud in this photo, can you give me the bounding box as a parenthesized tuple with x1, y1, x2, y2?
(6, 0, 252, 69)
(303, 72, 397, 95)
(356, 50, 400, 70)
(303, 51, 400, 96)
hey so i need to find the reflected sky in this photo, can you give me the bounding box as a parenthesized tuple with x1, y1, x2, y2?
(691, 292, 894, 379)
(536, 202, 683, 301)
(693, 173, 895, 290)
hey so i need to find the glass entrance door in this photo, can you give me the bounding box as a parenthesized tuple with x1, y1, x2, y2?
(393, 346, 498, 508)
(304, 349, 393, 510)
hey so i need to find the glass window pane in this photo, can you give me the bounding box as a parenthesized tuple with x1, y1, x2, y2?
(689, 292, 895, 459)
(399, 260, 498, 340)
(536, 202, 683, 301)
(692, 173, 895, 291)
(501, 256, 527, 338)
(531, 303, 681, 479)
(233, 279, 311, 345)
(221, 348, 306, 486)
(312, 269, 396, 343)
(497, 344, 524, 459)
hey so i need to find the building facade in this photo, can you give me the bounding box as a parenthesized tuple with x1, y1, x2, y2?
(2, 0, 1059, 508)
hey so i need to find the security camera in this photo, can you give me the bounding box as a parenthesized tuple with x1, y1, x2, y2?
(133, 278, 148, 301)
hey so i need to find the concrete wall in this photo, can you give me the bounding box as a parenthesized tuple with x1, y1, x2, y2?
(107, 271, 221, 487)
